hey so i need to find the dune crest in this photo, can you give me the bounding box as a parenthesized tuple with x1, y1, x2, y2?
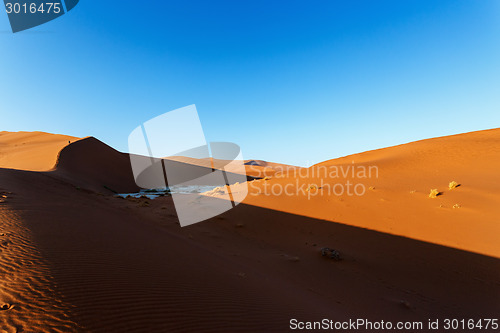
(52, 137, 140, 194)
(0, 128, 498, 331)
(0, 131, 79, 171)
(243, 128, 500, 258)
(165, 156, 299, 179)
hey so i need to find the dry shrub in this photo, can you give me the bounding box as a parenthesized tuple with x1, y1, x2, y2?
(429, 189, 441, 198)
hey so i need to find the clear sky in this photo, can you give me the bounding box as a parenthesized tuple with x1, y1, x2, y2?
(1, 0, 499, 166)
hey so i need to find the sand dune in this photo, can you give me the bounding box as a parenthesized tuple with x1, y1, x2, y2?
(0, 131, 79, 171)
(51, 137, 140, 194)
(242, 128, 500, 258)
(0, 129, 499, 332)
(165, 156, 299, 179)
(0, 187, 82, 332)
(1, 167, 498, 332)
(0, 132, 287, 192)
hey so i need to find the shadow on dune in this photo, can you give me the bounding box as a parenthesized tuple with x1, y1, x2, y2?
(1, 166, 498, 332)
(51, 137, 258, 195)
(51, 137, 140, 194)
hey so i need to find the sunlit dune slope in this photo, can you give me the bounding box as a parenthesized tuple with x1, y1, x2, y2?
(0, 129, 498, 331)
(241, 128, 500, 258)
(0, 131, 79, 171)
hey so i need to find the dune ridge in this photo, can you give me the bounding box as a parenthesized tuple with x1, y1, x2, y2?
(51, 137, 140, 194)
(164, 156, 299, 179)
(242, 128, 500, 258)
(0, 131, 79, 172)
(0, 129, 498, 331)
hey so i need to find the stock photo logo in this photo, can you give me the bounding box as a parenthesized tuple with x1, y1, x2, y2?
(128, 105, 249, 227)
(3, 0, 79, 33)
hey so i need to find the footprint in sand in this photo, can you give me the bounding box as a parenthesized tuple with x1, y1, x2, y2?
(0, 303, 13, 311)
(0, 240, 11, 249)
(0, 234, 11, 254)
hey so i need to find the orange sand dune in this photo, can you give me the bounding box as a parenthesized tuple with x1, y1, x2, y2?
(243, 159, 302, 178)
(52, 137, 140, 194)
(0, 131, 79, 171)
(165, 156, 299, 179)
(240, 128, 500, 258)
(0, 132, 290, 191)
(0, 129, 499, 332)
(1, 167, 498, 332)
(52, 137, 253, 194)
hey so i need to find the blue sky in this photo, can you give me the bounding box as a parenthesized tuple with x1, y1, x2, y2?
(1, 0, 499, 166)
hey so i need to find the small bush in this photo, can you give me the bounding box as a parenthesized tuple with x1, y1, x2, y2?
(449, 181, 459, 190)
(429, 189, 441, 198)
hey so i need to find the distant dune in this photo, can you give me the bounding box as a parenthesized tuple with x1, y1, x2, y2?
(0, 133, 270, 194)
(0, 129, 498, 332)
(165, 156, 299, 179)
(0, 131, 79, 171)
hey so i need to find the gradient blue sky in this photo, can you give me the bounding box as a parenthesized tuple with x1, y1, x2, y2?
(1, 0, 499, 166)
